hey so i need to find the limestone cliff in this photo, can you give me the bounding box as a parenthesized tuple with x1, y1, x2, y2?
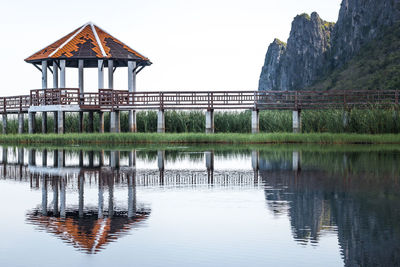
(258, 0, 400, 91)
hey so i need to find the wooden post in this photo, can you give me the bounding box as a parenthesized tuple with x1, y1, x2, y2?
(60, 60, 66, 88)
(2, 114, 6, 134)
(99, 111, 104, 133)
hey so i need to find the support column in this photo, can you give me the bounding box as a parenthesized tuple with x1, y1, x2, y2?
(116, 111, 120, 133)
(205, 109, 214, 134)
(343, 110, 350, 130)
(99, 111, 104, 133)
(157, 110, 165, 133)
(2, 114, 7, 134)
(60, 60, 66, 88)
(98, 59, 104, 89)
(53, 112, 58, 133)
(42, 60, 48, 89)
(28, 112, 36, 134)
(79, 112, 84, 133)
(53, 61, 58, 88)
(110, 111, 116, 133)
(128, 110, 137, 132)
(292, 110, 302, 133)
(78, 59, 84, 95)
(251, 109, 260, 134)
(57, 111, 64, 134)
(108, 59, 114, 89)
(42, 112, 47, 134)
(88, 111, 94, 133)
(18, 113, 24, 134)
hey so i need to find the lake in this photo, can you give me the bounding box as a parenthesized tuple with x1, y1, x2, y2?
(0, 145, 399, 267)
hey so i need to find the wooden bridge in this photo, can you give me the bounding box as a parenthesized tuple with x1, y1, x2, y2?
(1, 88, 398, 134)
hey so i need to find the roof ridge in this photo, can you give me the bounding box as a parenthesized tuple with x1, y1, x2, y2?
(49, 23, 89, 58)
(90, 22, 107, 57)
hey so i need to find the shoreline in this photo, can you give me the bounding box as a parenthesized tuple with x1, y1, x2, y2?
(0, 132, 400, 145)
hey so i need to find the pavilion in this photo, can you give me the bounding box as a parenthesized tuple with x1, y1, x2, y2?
(24, 22, 151, 134)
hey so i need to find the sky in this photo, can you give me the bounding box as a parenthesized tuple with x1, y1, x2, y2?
(0, 0, 341, 95)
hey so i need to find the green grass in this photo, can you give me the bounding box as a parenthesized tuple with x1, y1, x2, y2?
(1, 132, 400, 145)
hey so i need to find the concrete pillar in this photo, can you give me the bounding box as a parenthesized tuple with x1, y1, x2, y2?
(60, 60, 66, 88)
(41, 176, 47, 216)
(128, 110, 137, 132)
(78, 174, 84, 218)
(78, 59, 84, 95)
(108, 59, 114, 89)
(127, 173, 136, 218)
(42, 112, 47, 134)
(53, 112, 58, 133)
(88, 111, 94, 133)
(343, 110, 350, 130)
(205, 110, 214, 134)
(53, 61, 58, 88)
(292, 110, 302, 133)
(157, 110, 165, 133)
(57, 111, 64, 134)
(18, 147, 24, 165)
(251, 110, 260, 134)
(116, 111, 120, 133)
(98, 59, 104, 89)
(2, 114, 6, 134)
(28, 112, 36, 134)
(128, 61, 137, 92)
(205, 151, 214, 171)
(18, 113, 24, 134)
(42, 149, 47, 167)
(99, 111, 104, 133)
(293, 151, 300, 171)
(42, 60, 48, 89)
(110, 111, 116, 133)
(60, 177, 66, 218)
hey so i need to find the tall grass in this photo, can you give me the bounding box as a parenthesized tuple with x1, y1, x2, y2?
(1, 109, 399, 134)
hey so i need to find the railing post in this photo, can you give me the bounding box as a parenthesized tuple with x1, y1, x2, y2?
(3, 97, 6, 113)
(19, 96, 22, 113)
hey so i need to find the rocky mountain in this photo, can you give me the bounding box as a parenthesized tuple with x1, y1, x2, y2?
(259, 0, 400, 91)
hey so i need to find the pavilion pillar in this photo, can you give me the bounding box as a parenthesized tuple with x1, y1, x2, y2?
(251, 109, 260, 134)
(53, 112, 58, 133)
(128, 61, 137, 132)
(53, 61, 58, 88)
(42, 60, 48, 89)
(42, 112, 47, 134)
(99, 111, 104, 133)
(205, 109, 214, 134)
(343, 110, 350, 130)
(2, 114, 7, 134)
(157, 110, 165, 133)
(78, 59, 84, 95)
(292, 110, 302, 133)
(108, 60, 114, 89)
(60, 60, 66, 88)
(98, 59, 104, 89)
(79, 112, 84, 133)
(28, 112, 36, 134)
(18, 113, 24, 134)
(88, 111, 94, 132)
(57, 111, 64, 134)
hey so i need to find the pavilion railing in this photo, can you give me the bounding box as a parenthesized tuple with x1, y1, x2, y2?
(25, 88, 400, 112)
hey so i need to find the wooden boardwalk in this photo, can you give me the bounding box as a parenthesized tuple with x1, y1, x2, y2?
(0, 88, 398, 134)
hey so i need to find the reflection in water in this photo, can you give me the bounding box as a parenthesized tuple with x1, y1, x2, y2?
(1, 147, 400, 265)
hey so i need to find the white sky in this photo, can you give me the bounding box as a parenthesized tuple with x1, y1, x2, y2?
(0, 0, 341, 95)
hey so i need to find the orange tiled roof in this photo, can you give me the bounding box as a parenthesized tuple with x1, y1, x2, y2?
(25, 22, 150, 63)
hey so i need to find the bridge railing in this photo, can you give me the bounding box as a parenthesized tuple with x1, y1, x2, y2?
(27, 89, 399, 111)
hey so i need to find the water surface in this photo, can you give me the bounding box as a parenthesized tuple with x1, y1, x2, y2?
(0, 145, 399, 266)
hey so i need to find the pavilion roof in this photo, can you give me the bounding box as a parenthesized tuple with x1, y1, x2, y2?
(25, 22, 151, 67)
